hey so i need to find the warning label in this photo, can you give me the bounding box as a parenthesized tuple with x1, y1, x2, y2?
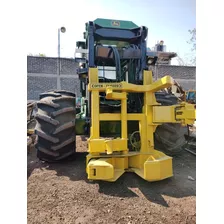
(90, 83, 122, 88)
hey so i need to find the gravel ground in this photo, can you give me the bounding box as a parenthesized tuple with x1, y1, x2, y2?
(27, 136, 196, 224)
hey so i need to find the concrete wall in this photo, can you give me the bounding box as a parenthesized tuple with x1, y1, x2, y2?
(27, 56, 196, 100)
(149, 64, 196, 90)
(27, 56, 80, 100)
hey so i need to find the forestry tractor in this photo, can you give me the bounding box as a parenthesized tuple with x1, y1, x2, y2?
(34, 18, 196, 182)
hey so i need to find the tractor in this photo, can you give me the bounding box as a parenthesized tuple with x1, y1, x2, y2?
(34, 18, 195, 182)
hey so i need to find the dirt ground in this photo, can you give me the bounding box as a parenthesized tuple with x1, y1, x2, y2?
(27, 136, 196, 224)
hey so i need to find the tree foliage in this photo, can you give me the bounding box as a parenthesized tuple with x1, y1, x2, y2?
(187, 28, 196, 65)
(27, 53, 46, 57)
(38, 53, 46, 57)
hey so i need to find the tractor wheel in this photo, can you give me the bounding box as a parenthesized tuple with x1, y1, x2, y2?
(154, 92, 188, 156)
(34, 90, 76, 162)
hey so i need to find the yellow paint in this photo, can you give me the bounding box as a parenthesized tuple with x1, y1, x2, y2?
(86, 68, 196, 182)
(153, 106, 176, 123)
(27, 129, 34, 135)
(88, 76, 174, 92)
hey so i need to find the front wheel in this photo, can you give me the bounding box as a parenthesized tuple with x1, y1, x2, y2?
(34, 90, 76, 162)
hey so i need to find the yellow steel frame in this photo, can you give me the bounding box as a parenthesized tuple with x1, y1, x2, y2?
(86, 68, 196, 182)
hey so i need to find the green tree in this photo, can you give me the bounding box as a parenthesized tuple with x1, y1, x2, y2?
(38, 53, 46, 57)
(27, 53, 46, 57)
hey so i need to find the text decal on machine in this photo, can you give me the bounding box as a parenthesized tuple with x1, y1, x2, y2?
(111, 21, 120, 27)
(91, 83, 122, 88)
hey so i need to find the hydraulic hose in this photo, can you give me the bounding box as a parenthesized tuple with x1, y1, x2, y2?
(108, 46, 122, 81)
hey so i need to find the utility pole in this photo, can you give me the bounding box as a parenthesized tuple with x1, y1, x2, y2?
(57, 27, 66, 90)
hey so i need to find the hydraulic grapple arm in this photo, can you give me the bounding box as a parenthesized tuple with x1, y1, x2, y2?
(153, 103, 195, 126)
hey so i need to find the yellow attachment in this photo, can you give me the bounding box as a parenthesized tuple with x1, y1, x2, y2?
(88, 75, 174, 93)
(153, 105, 176, 123)
(87, 67, 196, 182)
(105, 87, 126, 100)
(129, 151, 173, 181)
(175, 102, 196, 125)
(152, 102, 196, 125)
(88, 138, 127, 154)
(87, 157, 127, 181)
(144, 155, 172, 181)
(87, 151, 172, 182)
(87, 158, 114, 180)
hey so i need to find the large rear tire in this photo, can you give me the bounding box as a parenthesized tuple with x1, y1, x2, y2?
(34, 90, 76, 162)
(154, 92, 188, 156)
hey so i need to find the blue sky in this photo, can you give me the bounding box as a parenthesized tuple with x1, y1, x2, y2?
(27, 0, 195, 64)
